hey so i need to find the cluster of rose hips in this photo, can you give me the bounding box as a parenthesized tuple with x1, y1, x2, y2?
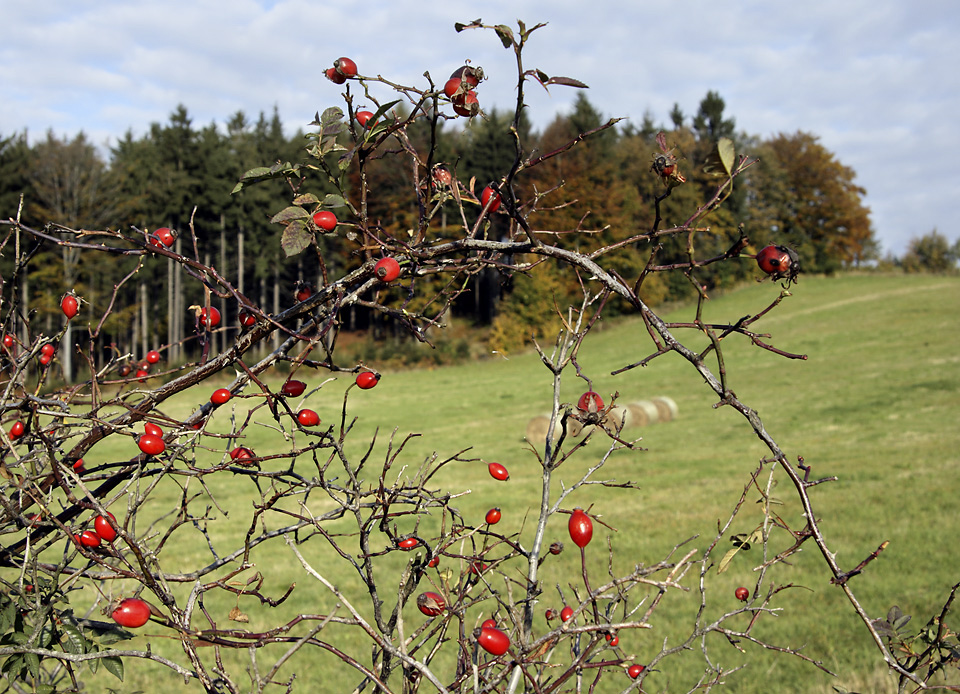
(8, 419, 25, 440)
(407, 458, 513, 653)
(443, 65, 483, 118)
(324, 56, 357, 85)
(74, 510, 119, 549)
(410, 465, 602, 662)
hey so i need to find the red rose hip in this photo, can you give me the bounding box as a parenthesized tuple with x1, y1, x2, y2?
(94, 512, 119, 542)
(756, 244, 800, 281)
(281, 380, 307, 397)
(77, 530, 101, 548)
(9, 420, 24, 439)
(480, 186, 501, 212)
(297, 409, 320, 427)
(477, 626, 510, 656)
(356, 110, 376, 128)
(199, 306, 221, 328)
(112, 598, 151, 628)
(577, 391, 604, 414)
(313, 210, 337, 232)
(568, 508, 593, 548)
(138, 434, 165, 456)
(230, 447, 256, 464)
(417, 591, 446, 616)
(61, 294, 79, 319)
(355, 372, 379, 389)
(488, 462, 509, 481)
(374, 257, 400, 282)
(452, 90, 479, 117)
(151, 227, 176, 247)
(334, 56, 357, 78)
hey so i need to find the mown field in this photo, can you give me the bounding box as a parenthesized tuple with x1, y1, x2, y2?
(53, 273, 959, 693)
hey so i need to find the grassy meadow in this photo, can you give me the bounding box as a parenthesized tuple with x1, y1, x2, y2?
(59, 273, 959, 693)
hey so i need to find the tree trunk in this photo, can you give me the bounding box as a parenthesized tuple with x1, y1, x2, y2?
(219, 215, 227, 351)
(140, 282, 148, 359)
(20, 272, 29, 346)
(167, 247, 175, 361)
(272, 269, 280, 350)
(238, 225, 245, 297)
(173, 236, 183, 362)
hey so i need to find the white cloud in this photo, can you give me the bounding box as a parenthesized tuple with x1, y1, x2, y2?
(2, 0, 959, 254)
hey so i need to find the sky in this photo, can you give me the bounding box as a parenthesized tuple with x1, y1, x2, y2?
(3, 0, 959, 257)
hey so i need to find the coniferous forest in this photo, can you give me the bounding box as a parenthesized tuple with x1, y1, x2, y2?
(1, 91, 876, 378)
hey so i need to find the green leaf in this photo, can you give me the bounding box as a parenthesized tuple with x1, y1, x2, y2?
(96, 627, 133, 645)
(373, 100, 401, 119)
(320, 107, 344, 126)
(893, 614, 913, 632)
(239, 166, 274, 181)
(35, 684, 55, 694)
(339, 147, 357, 171)
(233, 162, 299, 194)
(494, 24, 514, 48)
(2, 654, 25, 677)
(319, 136, 347, 157)
(60, 623, 87, 654)
(281, 220, 313, 257)
(718, 546, 740, 573)
(718, 137, 735, 172)
(24, 652, 40, 679)
(270, 206, 310, 225)
(0, 597, 15, 632)
(293, 193, 320, 206)
(322, 194, 347, 208)
(2, 630, 30, 645)
(39, 620, 55, 648)
(102, 654, 124, 681)
(704, 137, 736, 177)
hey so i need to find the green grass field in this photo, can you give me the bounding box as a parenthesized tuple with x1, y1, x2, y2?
(54, 273, 960, 693)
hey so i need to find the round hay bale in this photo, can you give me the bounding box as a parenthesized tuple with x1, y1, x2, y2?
(626, 404, 650, 427)
(525, 415, 551, 443)
(631, 400, 660, 427)
(650, 395, 679, 422)
(603, 405, 630, 434)
(650, 396, 678, 423)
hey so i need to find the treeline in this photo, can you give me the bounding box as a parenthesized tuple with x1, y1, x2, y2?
(1, 92, 878, 372)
